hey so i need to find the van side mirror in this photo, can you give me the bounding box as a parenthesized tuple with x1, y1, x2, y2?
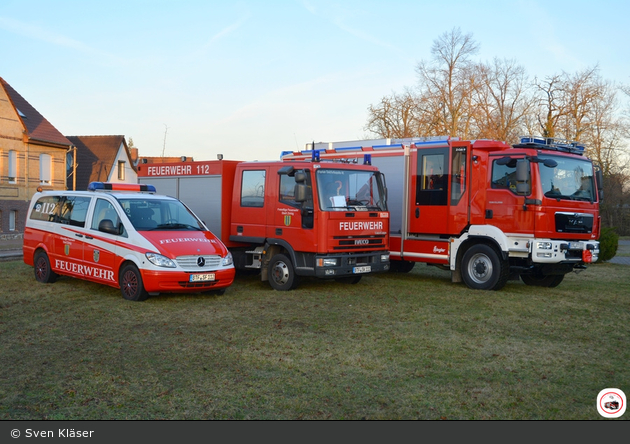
(99, 219, 119, 235)
(515, 159, 530, 195)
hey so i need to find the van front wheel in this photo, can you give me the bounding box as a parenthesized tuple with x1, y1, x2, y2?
(120, 264, 150, 301)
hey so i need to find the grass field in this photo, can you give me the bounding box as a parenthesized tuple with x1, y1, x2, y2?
(1, 259, 628, 420)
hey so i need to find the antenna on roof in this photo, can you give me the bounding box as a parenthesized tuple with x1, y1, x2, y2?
(161, 124, 169, 157)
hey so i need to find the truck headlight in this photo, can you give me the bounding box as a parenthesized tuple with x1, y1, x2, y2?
(146, 252, 176, 268)
(317, 258, 339, 267)
(381, 254, 390, 262)
(537, 242, 552, 250)
(222, 252, 233, 267)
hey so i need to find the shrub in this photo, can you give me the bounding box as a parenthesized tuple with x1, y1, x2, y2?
(597, 227, 619, 262)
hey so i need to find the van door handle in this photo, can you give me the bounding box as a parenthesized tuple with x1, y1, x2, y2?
(75, 233, 84, 238)
(415, 208, 420, 218)
(85, 235, 93, 240)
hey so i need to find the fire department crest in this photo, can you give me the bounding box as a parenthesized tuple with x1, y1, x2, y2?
(284, 215, 292, 226)
(93, 249, 100, 263)
(64, 244, 70, 256)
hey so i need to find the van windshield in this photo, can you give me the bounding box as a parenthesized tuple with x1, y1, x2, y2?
(117, 197, 204, 231)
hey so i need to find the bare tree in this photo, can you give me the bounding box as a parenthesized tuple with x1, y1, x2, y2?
(364, 88, 422, 138)
(415, 27, 480, 138)
(472, 58, 534, 143)
(533, 74, 566, 138)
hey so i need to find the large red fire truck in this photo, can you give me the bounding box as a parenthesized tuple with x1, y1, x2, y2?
(137, 157, 390, 290)
(281, 136, 602, 290)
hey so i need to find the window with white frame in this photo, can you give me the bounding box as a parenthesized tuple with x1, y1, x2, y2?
(8, 150, 17, 183)
(118, 160, 125, 181)
(40, 153, 52, 184)
(9, 210, 17, 231)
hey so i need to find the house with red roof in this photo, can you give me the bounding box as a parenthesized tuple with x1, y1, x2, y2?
(65, 135, 137, 191)
(0, 77, 73, 237)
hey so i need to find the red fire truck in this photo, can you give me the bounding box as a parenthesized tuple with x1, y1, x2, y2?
(137, 157, 390, 290)
(281, 136, 602, 290)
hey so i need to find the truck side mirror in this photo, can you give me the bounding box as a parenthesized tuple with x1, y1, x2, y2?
(294, 171, 307, 183)
(515, 159, 530, 195)
(294, 184, 307, 202)
(595, 166, 604, 202)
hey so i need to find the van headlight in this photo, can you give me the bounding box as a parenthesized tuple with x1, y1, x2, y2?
(146, 252, 176, 268)
(222, 252, 233, 267)
(537, 242, 553, 250)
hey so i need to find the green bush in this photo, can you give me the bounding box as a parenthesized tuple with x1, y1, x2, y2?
(597, 227, 619, 262)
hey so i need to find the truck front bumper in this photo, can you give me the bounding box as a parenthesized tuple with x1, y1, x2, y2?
(313, 251, 390, 278)
(531, 239, 599, 264)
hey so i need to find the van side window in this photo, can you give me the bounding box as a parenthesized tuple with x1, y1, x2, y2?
(30, 196, 62, 222)
(58, 196, 91, 227)
(91, 198, 122, 234)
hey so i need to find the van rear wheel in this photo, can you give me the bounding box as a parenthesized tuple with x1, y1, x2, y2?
(34, 251, 57, 283)
(120, 264, 150, 301)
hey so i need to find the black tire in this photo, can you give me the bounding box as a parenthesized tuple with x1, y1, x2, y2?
(390, 260, 416, 273)
(119, 263, 150, 301)
(520, 273, 564, 288)
(268, 254, 298, 291)
(34, 250, 57, 283)
(335, 276, 362, 284)
(461, 244, 509, 291)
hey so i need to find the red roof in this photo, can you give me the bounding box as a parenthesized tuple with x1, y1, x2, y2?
(66, 135, 133, 190)
(0, 77, 73, 148)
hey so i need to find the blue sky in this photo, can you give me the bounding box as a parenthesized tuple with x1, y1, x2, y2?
(1, 0, 629, 161)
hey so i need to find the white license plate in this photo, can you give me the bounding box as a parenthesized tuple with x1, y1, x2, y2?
(569, 242, 584, 249)
(189, 273, 215, 282)
(353, 266, 371, 274)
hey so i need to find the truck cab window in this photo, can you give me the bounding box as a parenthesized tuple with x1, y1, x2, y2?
(279, 174, 298, 207)
(416, 149, 447, 206)
(491, 160, 518, 193)
(241, 170, 265, 207)
(451, 147, 467, 205)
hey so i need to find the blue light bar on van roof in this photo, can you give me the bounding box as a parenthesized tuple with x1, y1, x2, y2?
(88, 182, 156, 193)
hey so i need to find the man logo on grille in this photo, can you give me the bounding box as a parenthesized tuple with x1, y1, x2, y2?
(197, 257, 205, 267)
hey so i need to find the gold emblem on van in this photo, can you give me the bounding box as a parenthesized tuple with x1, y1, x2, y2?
(64, 244, 70, 256)
(284, 215, 291, 226)
(93, 249, 100, 263)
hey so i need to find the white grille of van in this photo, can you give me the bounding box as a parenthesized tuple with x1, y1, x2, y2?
(176, 255, 222, 271)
